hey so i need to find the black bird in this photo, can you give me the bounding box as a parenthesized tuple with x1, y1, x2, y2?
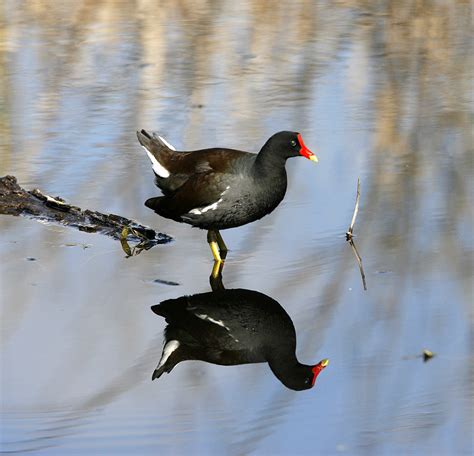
(151, 288, 328, 391)
(137, 130, 318, 273)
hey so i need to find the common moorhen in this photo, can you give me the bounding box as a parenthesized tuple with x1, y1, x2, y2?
(137, 130, 318, 269)
(151, 288, 329, 391)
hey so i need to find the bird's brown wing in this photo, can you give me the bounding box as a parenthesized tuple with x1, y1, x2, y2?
(145, 170, 231, 219)
(154, 148, 252, 196)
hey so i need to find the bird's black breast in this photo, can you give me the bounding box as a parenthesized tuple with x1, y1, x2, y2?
(180, 170, 288, 230)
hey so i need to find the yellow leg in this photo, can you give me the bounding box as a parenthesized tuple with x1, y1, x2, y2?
(207, 230, 226, 279)
(207, 230, 222, 262)
(215, 230, 228, 259)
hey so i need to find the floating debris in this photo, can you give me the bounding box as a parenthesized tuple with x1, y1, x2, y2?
(402, 349, 436, 363)
(0, 175, 172, 256)
(153, 279, 180, 286)
(423, 349, 435, 362)
(62, 242, 92, 249)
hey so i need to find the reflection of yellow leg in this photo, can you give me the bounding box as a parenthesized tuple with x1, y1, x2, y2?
(210, 260, 225, 290)
(215, 230, 228, 259)
(211, 259, 224, 280)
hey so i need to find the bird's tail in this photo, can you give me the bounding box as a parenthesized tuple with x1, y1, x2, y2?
(136, 129, 176, 152)
(137, 130, 176, 179)
(152, 338, 181, 381)
(152, 364, 171, 381)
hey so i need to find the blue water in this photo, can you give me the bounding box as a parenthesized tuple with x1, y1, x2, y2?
(1, 1, 472, 454)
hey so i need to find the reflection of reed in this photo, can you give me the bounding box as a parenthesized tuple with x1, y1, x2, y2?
(1, 0, 472, 453)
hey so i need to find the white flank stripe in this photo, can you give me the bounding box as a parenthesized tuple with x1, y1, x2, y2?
(196, 313, 230, 330)
(189, 199, 221, 215)
(142, 146, 170, 178)
(158, 135, 176, 151)
(188, 186, 230, 216)
(157, 340, 180, 369)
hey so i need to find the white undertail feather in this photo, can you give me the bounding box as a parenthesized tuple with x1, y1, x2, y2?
(142, 146, 170, 178)
(156, 340, 180, 370)
(158, 135, 176, 151)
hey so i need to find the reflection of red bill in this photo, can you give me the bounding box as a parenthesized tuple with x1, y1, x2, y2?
(312, 358, 329, 386)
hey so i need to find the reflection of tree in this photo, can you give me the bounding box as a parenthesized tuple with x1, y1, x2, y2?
(0, 0, 472, 453)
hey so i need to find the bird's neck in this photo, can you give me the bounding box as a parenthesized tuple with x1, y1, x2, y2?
(254, 143, 287, 176)
(267, 352, 306, 388)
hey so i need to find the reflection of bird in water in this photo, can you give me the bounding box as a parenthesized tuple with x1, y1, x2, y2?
(151, 288, 328, 391)
(137, 130, 318, 277)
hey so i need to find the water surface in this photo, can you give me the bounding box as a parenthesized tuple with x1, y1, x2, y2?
(1, 1, 472, 454)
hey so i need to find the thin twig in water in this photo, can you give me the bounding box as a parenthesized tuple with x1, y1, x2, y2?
(346, 177, 360, 240)
(346, 178, 367, 290)
(349, 239, 367, 291)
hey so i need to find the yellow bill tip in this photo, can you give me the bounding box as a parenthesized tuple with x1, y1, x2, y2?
(309, 155, 319, 163)
(320, 358, 329, 367)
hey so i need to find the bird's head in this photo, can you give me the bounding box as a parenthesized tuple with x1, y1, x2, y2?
(278, 358, 329, 391)
(265, 131, 318, 162)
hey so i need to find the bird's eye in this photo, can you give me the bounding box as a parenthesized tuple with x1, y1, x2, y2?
(291, 140, 297, 147)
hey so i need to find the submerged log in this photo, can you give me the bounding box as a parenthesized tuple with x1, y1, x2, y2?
(0, 175, 172, 253)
